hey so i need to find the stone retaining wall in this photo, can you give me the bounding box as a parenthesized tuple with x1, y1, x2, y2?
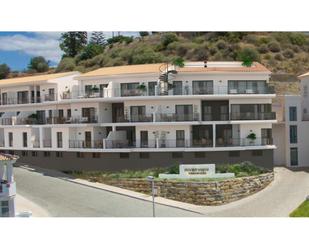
(103, 173, 274, 205)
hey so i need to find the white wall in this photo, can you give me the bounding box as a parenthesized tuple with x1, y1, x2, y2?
(273, 124, 286, 165)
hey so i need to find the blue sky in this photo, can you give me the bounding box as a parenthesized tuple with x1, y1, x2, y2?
(0, 32, 138, 71)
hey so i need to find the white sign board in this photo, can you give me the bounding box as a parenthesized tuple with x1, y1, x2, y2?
(159, 164, 235, 179)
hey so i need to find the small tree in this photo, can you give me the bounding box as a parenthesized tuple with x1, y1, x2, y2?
(172, 57, 185, 67)
(237, 47, 260, 67)
(28, 56, 49, 72)
(90, 32, 106, 46)
(59, 32, 88, 57)
(139, 32, 149, 37)
(78, 43, 104, 60)
(0, 64, 10, 79)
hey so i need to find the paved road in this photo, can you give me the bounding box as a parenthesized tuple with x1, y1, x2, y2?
(197, 167, 309, 217)
(14, 166, 201, 217)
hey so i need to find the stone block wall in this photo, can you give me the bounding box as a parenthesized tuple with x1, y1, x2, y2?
(103, 173, 274, 206)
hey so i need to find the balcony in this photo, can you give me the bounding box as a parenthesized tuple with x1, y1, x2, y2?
(155, 113, 199, 122)
(69, 140, 103, 149)
(43, 139, 52, 148)
(230, 112, 276, 120)
(0, 94, 56, 106)
(104, 137, 273, 149)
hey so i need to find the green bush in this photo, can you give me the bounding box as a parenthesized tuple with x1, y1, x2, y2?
(258, 44, 268, 54)
(237, 47, 260, 66)
(274, 53, 283, 61)
(289, 33, 307, 46)
(217, 161, 267, 177)
(161, 33, 178, 48)
(216, 40, 227, 50)
(56, 57, 76, 72)
(283, 49, 294, 58)
(167, 164, 180, 174)
(268, 41, 281, 52)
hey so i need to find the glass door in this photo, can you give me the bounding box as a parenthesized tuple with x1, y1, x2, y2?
(176, 130, 185, 147)
(140, 131, 148, 148)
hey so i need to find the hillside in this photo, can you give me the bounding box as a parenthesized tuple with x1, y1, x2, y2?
(56, 32, 309, 77)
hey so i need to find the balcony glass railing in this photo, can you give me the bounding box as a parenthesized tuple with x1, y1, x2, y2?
(230, 112, 276, 120)
(59, 85, 276, 100)
(0, 94, 56, 106)
(69, 140, 103, 149)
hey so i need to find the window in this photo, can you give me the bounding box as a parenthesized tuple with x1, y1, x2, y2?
(44, 151, 51, 157)
(32, 151, 38, 157)
(289, 106, 297, 121)
(120, 153, 129, 159)
(175, 105, 193, 121)
(290, 148, 298, 166)
(139, 152, 150, 159)
(194, 152, 206, 158)
(76, 152, 84, 158)
(22, 132, 27, 147)
(57, 132, 63, 148)
(172, 152, 183, 158)
(252, 150, 263, 156)
(192, 80, 213, 94)
(229, 151, 240, 157)
(8, 132, 13, 147)
(289, 125, 298, 143)
(176, 130, 185, 147)
(228, 80, 266, 94)
(22, 151, 28, 157)
(92, 153, 100, 158)
(56, 152, 63, 158)
(121, 83, 140, 96)
(0, 201, 10, 217)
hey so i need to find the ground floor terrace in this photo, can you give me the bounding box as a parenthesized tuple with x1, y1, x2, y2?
(7, 149, 274, 171)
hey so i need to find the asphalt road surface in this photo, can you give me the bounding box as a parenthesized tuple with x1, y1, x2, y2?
(14, 166, 201, 217)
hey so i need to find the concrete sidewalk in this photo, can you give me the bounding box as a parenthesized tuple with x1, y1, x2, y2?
(16, 194, 50, 217)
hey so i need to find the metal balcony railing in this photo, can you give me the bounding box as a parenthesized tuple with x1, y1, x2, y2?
(69, 140, 103, 149)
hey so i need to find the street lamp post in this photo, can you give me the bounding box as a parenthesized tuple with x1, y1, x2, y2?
(147, 176, 156, 217)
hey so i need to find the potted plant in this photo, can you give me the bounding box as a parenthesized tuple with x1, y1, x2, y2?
(28, 113, 38, 124)
(137, 83, 147, 95)
(91, 85, 99, 93)
(246, 132, 257, 145)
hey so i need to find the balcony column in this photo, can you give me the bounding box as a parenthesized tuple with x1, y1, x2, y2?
(34, 86, 37, 103)
(39, 127, 43, 149)
(103, 139, 106, 149)
(212, 124, 216, 147)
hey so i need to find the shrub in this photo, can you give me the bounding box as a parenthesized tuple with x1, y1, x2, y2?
(209, 46, 217, 56)
(161, 33, 178, 48)
(283, 49, 294, 58)
(217, 161, 267, 177)
(258, 44, 268, 53)
(289, 33, 307, 46)
(216, 40, 227, 50)
(274, 53, 283, 61)
(237, 47, 260, 66)
(268, 41, 281, 52)
(56, 57, 76, 72)
(167, 164, 180, 174)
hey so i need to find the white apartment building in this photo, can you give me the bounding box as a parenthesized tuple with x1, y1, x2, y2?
(273, 72, 309, 167)
(0, 62, 277, 171)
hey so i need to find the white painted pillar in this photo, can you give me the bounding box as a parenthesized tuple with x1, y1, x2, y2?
(213, 124, 216, 147)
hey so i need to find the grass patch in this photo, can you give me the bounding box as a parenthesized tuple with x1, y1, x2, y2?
(290, 200, 309, 217)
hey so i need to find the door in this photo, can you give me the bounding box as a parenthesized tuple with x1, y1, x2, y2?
(85, 131, 92, 148)
(2, 93, 7, 105)
(176, 130, 185, 147)
(173, 81, 183, 95)
(112, 103, 125, 122)
(148, 82, 157, 96)
(100, 84, 108, 97)
(140, 131, 148, 148)
(176, 105, 193, 121)
(130, 106, 146, 122)
(290, 148, 298, 166)
(56, 132, 62, 148)
(48, 88, 55, 101)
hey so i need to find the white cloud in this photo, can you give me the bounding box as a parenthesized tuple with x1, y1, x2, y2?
(0, 32, 63, 63)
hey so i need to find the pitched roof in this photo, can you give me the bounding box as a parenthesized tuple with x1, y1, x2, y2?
(0, 71, 78, 86)
(78, 61, 271, 79)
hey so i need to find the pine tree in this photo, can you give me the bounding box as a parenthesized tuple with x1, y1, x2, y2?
(90, 32, 106, 46)
(59, 32, 88, 57)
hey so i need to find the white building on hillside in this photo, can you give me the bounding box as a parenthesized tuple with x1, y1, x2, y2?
(0, 62, 277, 171)
(273, 71, 309, 167)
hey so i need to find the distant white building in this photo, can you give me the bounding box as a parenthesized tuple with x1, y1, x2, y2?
(0, 62, 277, 171)
(0, 154, 18, 217)
(273, 72, 309, 167)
